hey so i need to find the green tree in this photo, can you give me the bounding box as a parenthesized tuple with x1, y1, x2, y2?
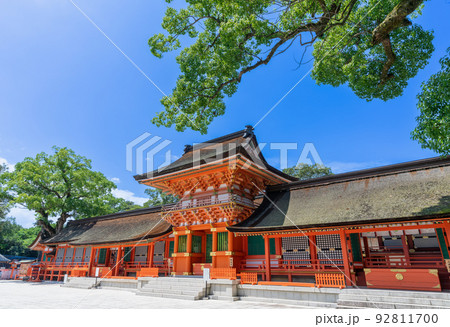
(3, 147, 134, 237)
(144, 188, 178, 207)
(0, 217, 38, 257)
(149, 0, 433, 134)
(283, 163, 333, 180)
(0, 164, 12, 220)
(411, 48, 450, 155)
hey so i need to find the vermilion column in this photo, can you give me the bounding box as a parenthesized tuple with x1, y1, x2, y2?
(88, 247, 95, 277)
(186, 232, 193, 274)
(148, 243, 155, 268)
(339, 230, 352, 286)
(114, 247, 123, 276)
(264, 235, 271, 281)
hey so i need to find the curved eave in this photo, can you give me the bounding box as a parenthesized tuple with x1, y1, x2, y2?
(42, 225, 173, 247)
(227, 212, 450, 234)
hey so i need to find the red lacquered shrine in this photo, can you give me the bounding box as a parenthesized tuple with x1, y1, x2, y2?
(29, 127, 450, 291)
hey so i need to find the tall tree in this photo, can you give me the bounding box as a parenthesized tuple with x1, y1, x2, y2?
(3, 147, 132, 236)
(283, 163, 333, 180)
(411, 48, 450, 155)
(0, 164, 11, 220)
(149, 0, 433, 134)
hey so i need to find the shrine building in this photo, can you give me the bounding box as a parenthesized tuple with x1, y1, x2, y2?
(28, 126, 450, 292)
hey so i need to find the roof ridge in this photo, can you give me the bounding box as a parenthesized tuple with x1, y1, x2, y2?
(270, 156, 450, 192)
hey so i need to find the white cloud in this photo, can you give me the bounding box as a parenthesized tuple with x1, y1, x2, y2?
(112, 189, 147, 206)
(327, 161, 391, 174)
(9, 207, 36, 228)
(0, 157, 15, 171)
(110, 177, 121, 184)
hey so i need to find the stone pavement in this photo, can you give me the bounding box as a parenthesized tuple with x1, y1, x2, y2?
(0, 280, 299, 309)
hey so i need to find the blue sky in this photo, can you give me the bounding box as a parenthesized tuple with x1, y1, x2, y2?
(1, 1, 449, 227)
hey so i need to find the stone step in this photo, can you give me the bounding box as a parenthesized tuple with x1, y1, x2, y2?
(139, 288, 205, 297)
(337, 299, 449, 309)
(142, 279, 206, 286)
(240, 296, 337, 308)
(341, 288, 450, 300)
(142, 284, 205, 291)
(62, 283, 93, 289)
(136, 291, 202, 301)
(338, 293, 450, 307)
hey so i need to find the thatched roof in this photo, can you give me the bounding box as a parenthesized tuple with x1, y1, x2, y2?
(228, 157, 450, 233)
(42, 206, 171, 246)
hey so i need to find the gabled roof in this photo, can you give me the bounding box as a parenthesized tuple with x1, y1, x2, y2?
(0, 253, 10, 262)
(41, 206, 172, 246)
(134, 126, 296, 182)
(228, 156, 450, 233)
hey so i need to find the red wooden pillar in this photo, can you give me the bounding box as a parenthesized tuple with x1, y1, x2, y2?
(363, 236, 370, 259)
(339, 230, 352, 286)
(264, 235, 271, 281)
(148, 243, 155, 267)
(88, 247, 95, 277)
(401, 234, 410, 266)
(308, 235, 317, 269)
(114, 247, 123, 276)
(212, 231, 218, 268)
(186, 232, 193, 274)
(228, 231, 234, 252)
(444, 222, 450, 249)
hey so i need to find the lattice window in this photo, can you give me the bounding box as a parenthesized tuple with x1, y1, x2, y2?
(134, 246, 148, 262)
(281, 236, 310, 264)
(316, 234, 342, 265)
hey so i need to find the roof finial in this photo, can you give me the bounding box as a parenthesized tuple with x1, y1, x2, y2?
(184, 144, 193, 153)
(243, 125, 254, 138)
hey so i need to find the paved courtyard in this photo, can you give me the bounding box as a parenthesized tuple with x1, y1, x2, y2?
(0, 280, 298, 309)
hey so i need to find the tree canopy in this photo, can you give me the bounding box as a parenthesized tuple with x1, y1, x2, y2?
(411, 48, 450, 155)
(149, 0, 434, 134)
(0, 164, 11, 220)
(3, 147, 141, 237)
(143, 188, 178, 207)
(283, 163, 333, 180)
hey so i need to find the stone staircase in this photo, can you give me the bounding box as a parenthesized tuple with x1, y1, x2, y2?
(337, 288, 450, 309)
(136, 277, 209, 301)
(62, 277, 97, 289)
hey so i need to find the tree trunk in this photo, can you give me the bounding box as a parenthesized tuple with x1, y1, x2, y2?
(372, 0, 423, 46)
(37, 219, 56, 237)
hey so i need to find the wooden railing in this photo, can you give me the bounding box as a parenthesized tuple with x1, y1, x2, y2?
(239, 259, 344, 272)
(163, 194, 254, 212)
(240, 272, 258, 285)
(137, 267, 159, 277)
(363, 254, 445, 268)
(123, 261, 149, 269)
(210, 268, 237, 280)
(315, 273, 346, 289)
